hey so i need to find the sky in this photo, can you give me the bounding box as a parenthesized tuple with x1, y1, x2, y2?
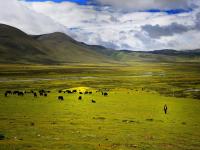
(0, 0, 200, 51)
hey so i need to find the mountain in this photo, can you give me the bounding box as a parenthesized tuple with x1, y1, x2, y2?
(0, 24, 113, 64)
(111, 49, 200, 62)
(0, 23, 200, 64)
(148, 49, 200, 56)
(35, 32, 113, 63)
(0, 24, 55, 64)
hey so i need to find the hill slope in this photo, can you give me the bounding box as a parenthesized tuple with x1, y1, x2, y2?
(110, 49, 200, 63)
(0, 24, 113, 64)
(0, 24, 55, 64)
(35, 32, 113, 63)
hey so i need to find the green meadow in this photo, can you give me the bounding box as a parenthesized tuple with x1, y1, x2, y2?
(0, 62, 200, 150)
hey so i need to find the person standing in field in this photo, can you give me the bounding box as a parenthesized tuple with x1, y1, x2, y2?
(164, 104, 168, 114)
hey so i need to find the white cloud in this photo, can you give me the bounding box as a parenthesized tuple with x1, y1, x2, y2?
(22, 1, 200, 50)
(0, 0, 200, 51)
(0, 0, 65, 34)
(92, 0, 195, 11)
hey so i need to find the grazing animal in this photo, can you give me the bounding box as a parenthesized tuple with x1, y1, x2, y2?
(103, 92, 108, 96)
(78, 96, 82, 100)
(6, 91, 12, 95)
(91, 100, 96, 103)
(0, 133, 5, 140)
(164, 104, 168, 114)
(66, 90, 73, 94)
(4, 92, 8, 97)
(40, 89, 45, 93)
(73, 90, 77, 93)
(34, 93, 37, 98)
(38, 89, 49, 96)
(79, 92, 83, 94)
(89, 92, 92, 94)
(58, 90, 62, 93)
(58, 96, 64, 101)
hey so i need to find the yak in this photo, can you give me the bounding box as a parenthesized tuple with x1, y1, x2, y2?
(103, 92, 108, 96)
(91, 100, 96, 103)
(34, 93, 37, 98)
(78, 96, 82, 100)
(58, 96, 64, 101)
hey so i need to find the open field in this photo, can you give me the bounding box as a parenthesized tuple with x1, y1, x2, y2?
(0, 62, 200, 150)
(0, 62, 200, 99)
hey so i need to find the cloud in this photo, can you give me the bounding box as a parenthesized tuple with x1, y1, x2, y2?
(142, 11, 200, 39)
(142, 23, 191, 39)
(0, 0, 65, 34)
(91, 0, 195, 11)
(22, 0, 200, 50)
(1, 0, 200, 51)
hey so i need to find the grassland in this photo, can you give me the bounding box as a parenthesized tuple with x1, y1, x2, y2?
(0, 62, 200, 150)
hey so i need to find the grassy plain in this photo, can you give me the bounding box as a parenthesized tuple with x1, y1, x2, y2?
(0, 62, 200, 150)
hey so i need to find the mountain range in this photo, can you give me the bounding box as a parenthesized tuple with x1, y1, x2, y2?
(0, 24, 200, 64)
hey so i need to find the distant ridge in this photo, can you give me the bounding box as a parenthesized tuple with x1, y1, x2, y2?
(0, 24, 113, 64)
(0, 24, 200, 64)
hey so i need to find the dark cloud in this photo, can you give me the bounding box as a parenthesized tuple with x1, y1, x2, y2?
(195, 12, 200, 29)
(142, 11, 200, 39)
(142, 23, 191, 39)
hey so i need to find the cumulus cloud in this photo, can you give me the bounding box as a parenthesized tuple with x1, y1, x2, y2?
(23, 1, 200, 50)
(0, 0, 200, 50)
(0, 0, 65, 34)
(91, 0, 195, 11)
(142, 11, 200, 39)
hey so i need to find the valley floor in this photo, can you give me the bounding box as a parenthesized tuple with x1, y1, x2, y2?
(0, 62, 200, 150)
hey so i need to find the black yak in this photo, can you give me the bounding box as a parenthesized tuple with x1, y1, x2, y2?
(58, 96, 64, 101)
(103, 92, 108, 96)
(34, 93, 37, 98)
(91, 100, 96, 103)
(78, 96, 82, 100)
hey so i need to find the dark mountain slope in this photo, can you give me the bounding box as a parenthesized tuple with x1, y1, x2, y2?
(36, 32, 113, 63)
(0, 24, 55, 64)
(0, 24, 113, 64)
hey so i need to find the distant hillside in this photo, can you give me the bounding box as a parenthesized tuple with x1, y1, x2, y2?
(0, 24, 200, 64)
(147, 49, 200, 56)
(0, 24, 55, 64)
(110, 50, 200, 62)
(0, 24, 113, 64)
(35, 32, 113, 63)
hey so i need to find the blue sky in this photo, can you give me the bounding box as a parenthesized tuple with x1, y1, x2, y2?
(146, 8, 193, 15)
(25, 0, 194, 14)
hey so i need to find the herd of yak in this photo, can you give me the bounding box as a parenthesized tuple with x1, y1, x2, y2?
(4, 89, 109, 103)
